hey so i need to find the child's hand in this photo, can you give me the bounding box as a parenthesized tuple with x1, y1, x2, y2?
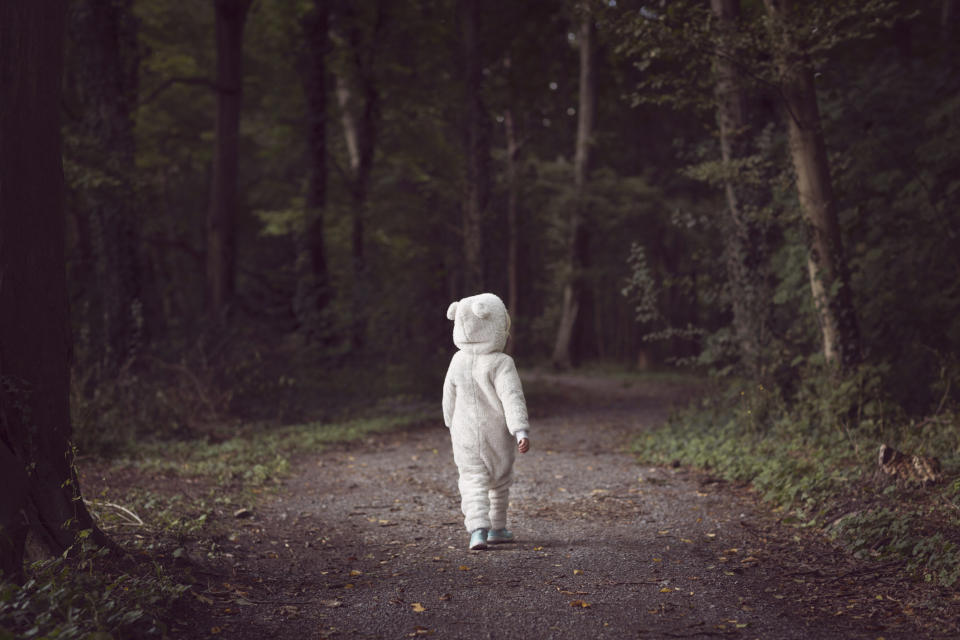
(517, 438, 530, 454)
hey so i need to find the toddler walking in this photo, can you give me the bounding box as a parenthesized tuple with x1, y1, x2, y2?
(443, 293, 530, 550)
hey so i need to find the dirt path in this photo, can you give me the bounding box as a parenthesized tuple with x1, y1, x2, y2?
(181, 373, 948, 639)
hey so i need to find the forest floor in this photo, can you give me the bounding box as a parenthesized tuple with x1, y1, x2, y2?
(80, 370, 959, 639)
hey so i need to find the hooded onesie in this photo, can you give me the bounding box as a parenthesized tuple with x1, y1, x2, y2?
(443, 293, 529, 533)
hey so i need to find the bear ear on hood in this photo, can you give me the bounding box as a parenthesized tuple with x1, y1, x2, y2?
(446, 301, 459, 321)
(472, 299, 490, 319)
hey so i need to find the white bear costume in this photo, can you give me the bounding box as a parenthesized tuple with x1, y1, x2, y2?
(443, 293, 529, 533)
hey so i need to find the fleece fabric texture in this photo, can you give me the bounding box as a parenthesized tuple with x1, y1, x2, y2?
(443, 293, 530, 532)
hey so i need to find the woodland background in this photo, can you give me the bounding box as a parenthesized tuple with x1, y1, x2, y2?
(56, 0, 960, 449)
(2, 0, 960, 617)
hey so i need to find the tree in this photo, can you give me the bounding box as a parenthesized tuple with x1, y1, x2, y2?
(710, 0, 772, 376)
(333, 0, 384, 348)
(294, 0, 332, 340)
(764, 0, 861, 370)
(207, 0, 254, 318)
(460, 0, 490, 294)
(0, 0, 105, 576)
(67, 0, 143, 374)
(552, 8, 597, 369)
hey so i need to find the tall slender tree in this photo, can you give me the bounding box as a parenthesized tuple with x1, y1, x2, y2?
(295, 0, 332, 341)
(552, 9, 596, 369)
(68, 0, 142, 374)
(710, 0, 771, 376)
(1, 0, 105, 576)
(333, 0, 384, 349)
(460, 0, 490, 294)
(764, 0, 861, 370)
(207, 0, 253, 318)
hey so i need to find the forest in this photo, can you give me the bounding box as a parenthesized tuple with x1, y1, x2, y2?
(2, 0, 960, 637)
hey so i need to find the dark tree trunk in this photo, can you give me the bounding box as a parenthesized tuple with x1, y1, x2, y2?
(68, 0, 142, 375)
(711, 0, 772, 377)
(334, 0, 383, 350)
(0, 0, 105, 577)
(207, 0, 253, 318)
(295, 0, 332, 341)
(764, 0, 861, 370)
(504, 105, 520, 353)
(552, 12, 596, 369)
(502, 54, 521, 353)
(460, 0, 490, 294)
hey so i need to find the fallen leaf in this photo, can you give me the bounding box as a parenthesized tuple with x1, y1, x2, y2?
(659, 587, 673, 593)
(652, 558, 662, 563)
(680, 538, 693, 544)
(573, 569, 583, 575)
(411, 603, 426, 613)
(533, 546, 544, 551)
(321, 600, 342, 608)
(569, 600, 591, 608)
(439, 593, 451, 601)
(211, 627, 222, 634)
(233, 508, 252, 519)
(344, 583, 355, 589)
(350, 570, 363, 576)
(458, 565, 471, 571)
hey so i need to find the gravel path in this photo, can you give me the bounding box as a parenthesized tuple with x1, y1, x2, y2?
(186, 372, 945, 639)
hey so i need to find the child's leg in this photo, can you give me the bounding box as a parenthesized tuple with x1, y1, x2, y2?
(457, 462, 492, 532)
(488, 473, 513, 531)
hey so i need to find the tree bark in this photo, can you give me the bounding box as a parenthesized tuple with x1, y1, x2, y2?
(295, 0, 332, 341)
(460, 0, 489, 294)
(206, 0, 253, 318)
(943, 0, 958, 62)
(0, 0, 105, 575)
(504, 105, 520, 353)
(711, 0, 771, 376)
(764, 0, 860, 370)
(68, 0, 142, 374)
(334, 0, 383, 349)
(552, 12, 596, 369)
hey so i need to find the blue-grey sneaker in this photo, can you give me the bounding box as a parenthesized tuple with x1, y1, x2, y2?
(469, 529, 488, 550)
(487, 528, 514, 544)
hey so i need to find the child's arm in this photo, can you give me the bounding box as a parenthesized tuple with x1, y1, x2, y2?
(494, 355, 530, 444)
(442, 355, 458, 428)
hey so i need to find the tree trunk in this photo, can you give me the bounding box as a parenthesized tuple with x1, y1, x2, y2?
(461, 0, 489, 294)
(334, 0, 383, 350)
(711, 0, 771, 376)
(552, 12, 596, 369)
(0, 0, 105, 576)
(295, 0, 332, 341)
(504, 105, 520, 353)
(764, 0, 860, 370)
(943, 0, 958, 62)
(207, 0, 253, 318)
(69, 0, 142, 375)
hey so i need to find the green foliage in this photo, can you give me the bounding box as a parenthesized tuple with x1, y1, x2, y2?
(634, 372, 960, 586)
(113, 409, 433, 487)
(0, 534, 188, 639)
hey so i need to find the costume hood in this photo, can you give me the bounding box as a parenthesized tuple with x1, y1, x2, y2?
(446, 293, 510, 355)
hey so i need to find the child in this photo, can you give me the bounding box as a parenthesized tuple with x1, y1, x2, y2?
(442, 293, 530, 550)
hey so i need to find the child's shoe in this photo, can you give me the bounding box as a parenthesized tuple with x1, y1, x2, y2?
(469, 528, 488, 550)
(487, 528, 514, 544)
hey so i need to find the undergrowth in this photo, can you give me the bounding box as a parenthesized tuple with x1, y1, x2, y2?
(3, 406, 432, 639)
(0, 533, 188, 640)
(633, 363, 960, 587)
